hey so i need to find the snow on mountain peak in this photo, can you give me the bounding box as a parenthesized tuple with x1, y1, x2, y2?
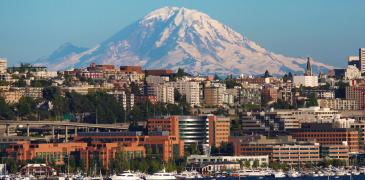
(37, 7, 334, 75)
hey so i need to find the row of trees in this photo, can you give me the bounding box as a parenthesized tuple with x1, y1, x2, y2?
(0, 86, 192, 123)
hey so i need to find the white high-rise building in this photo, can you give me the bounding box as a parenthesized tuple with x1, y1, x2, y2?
(0, 57, 7, 73)
(147, 83, 174, 104)
(360, 48, 365, 73)
(168, 80, 200, 106)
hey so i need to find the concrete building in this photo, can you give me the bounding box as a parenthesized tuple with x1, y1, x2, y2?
(240, 111, 299, 132)
(238, 87, 261, 105)
(302, 89, 335, 99)
(0, 57, 7, 73)
(318, 99, 360, 110)
(346, 86, 364, 109)
(187, 155, 269, 166)
(272, 143, 321, 165)
(290, 123, 360, 154)
(359, 48, 365, 73)
(230, 135, 297, 156)
(146, 75, 169, 84)
(169, 80, 200, 106)
(320, 142, 349, 160)
(147, 83, 174, 104)
(0, 88, 25, 104)
(204, 83, 226, 106)
(293, 75, 318, 87)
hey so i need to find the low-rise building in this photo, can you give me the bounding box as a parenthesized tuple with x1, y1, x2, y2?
(290, 123, 360, 154)
(187, 155, 269, 166)
(318, 99, 360, 110)
(272, 143, 321, 165)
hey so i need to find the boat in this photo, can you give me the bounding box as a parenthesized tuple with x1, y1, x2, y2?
(175, 170, 202, 179)
(110, 171, 142, 180)
(287, 170, 301, 178)
(145, 169, 176, 180)
(235, 169, 270, 177)
(272, 170, 286, 178)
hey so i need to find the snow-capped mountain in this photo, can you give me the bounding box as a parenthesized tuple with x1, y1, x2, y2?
(37, 7, 334, 75)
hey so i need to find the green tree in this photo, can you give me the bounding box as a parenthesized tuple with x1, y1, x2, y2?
(0, 97, 14, 120)
(244, 160, 251, 168)
(224, 75, 239, 89)
(252, 160, 259, 168)
(16, 96, 37, 118)
(42, 86, 62, 101)
(306, 93, 318, 107)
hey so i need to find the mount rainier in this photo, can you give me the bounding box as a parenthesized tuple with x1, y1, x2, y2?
(37, 7, 333, 75)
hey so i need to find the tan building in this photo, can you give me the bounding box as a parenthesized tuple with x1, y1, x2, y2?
(321, 143, 349, 160)
(204, 83, 225, 106)
(0, 88, 25, 104)
(346, 86, 364, 109)
(147, 83, 174, 104)
(0, 57, 7, 73)
(318, 99, 360, 110)
(169, 80, 200, 107)
(272, 143, 321, 165)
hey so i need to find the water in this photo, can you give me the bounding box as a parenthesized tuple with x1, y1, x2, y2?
(200, 175, 365, 180)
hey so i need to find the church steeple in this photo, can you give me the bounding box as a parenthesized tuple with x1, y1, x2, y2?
(305, 57, 312, 76)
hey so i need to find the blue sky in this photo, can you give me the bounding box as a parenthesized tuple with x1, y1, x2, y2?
(0, 0, 364, 67)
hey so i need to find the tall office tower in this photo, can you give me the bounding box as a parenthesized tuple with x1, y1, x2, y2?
(0, 57, 7, 73)
(360, 48, 365, 73)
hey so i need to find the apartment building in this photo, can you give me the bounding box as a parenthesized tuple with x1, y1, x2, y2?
(346, 86, 364, 109)
(204, 83, 226, 106)
(146, 83, 174, 104)
(107, 90, 135, 111)
(0, 57, 7, 73)
(168, 80, 200, 106)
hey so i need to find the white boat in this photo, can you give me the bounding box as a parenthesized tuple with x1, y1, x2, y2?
(110, 171, 142, 180)
(352, 170, 361, 176)
(235, 169, 269, 177)
(335, 169, 346, 176)
(287, 170, 301, 178)
(272, 171, 286, 178)
(175, 170, 202, 179)
(145, 169, 176, 180)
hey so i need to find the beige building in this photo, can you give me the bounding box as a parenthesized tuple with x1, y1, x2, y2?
(272, 143, 321, 165)
(0, 88, 25, 104)
(204, 83, 225, 106)
(147, 83, 174, 104)
(321, 142, 349, 161)
(318, 99, 360, 110)
(168, 80, 200, 106)
(346, 86, 364, 109)
(0, 57, 7, 73)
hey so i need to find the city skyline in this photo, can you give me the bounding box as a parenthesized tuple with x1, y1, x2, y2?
(0, 0, 364, 68)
